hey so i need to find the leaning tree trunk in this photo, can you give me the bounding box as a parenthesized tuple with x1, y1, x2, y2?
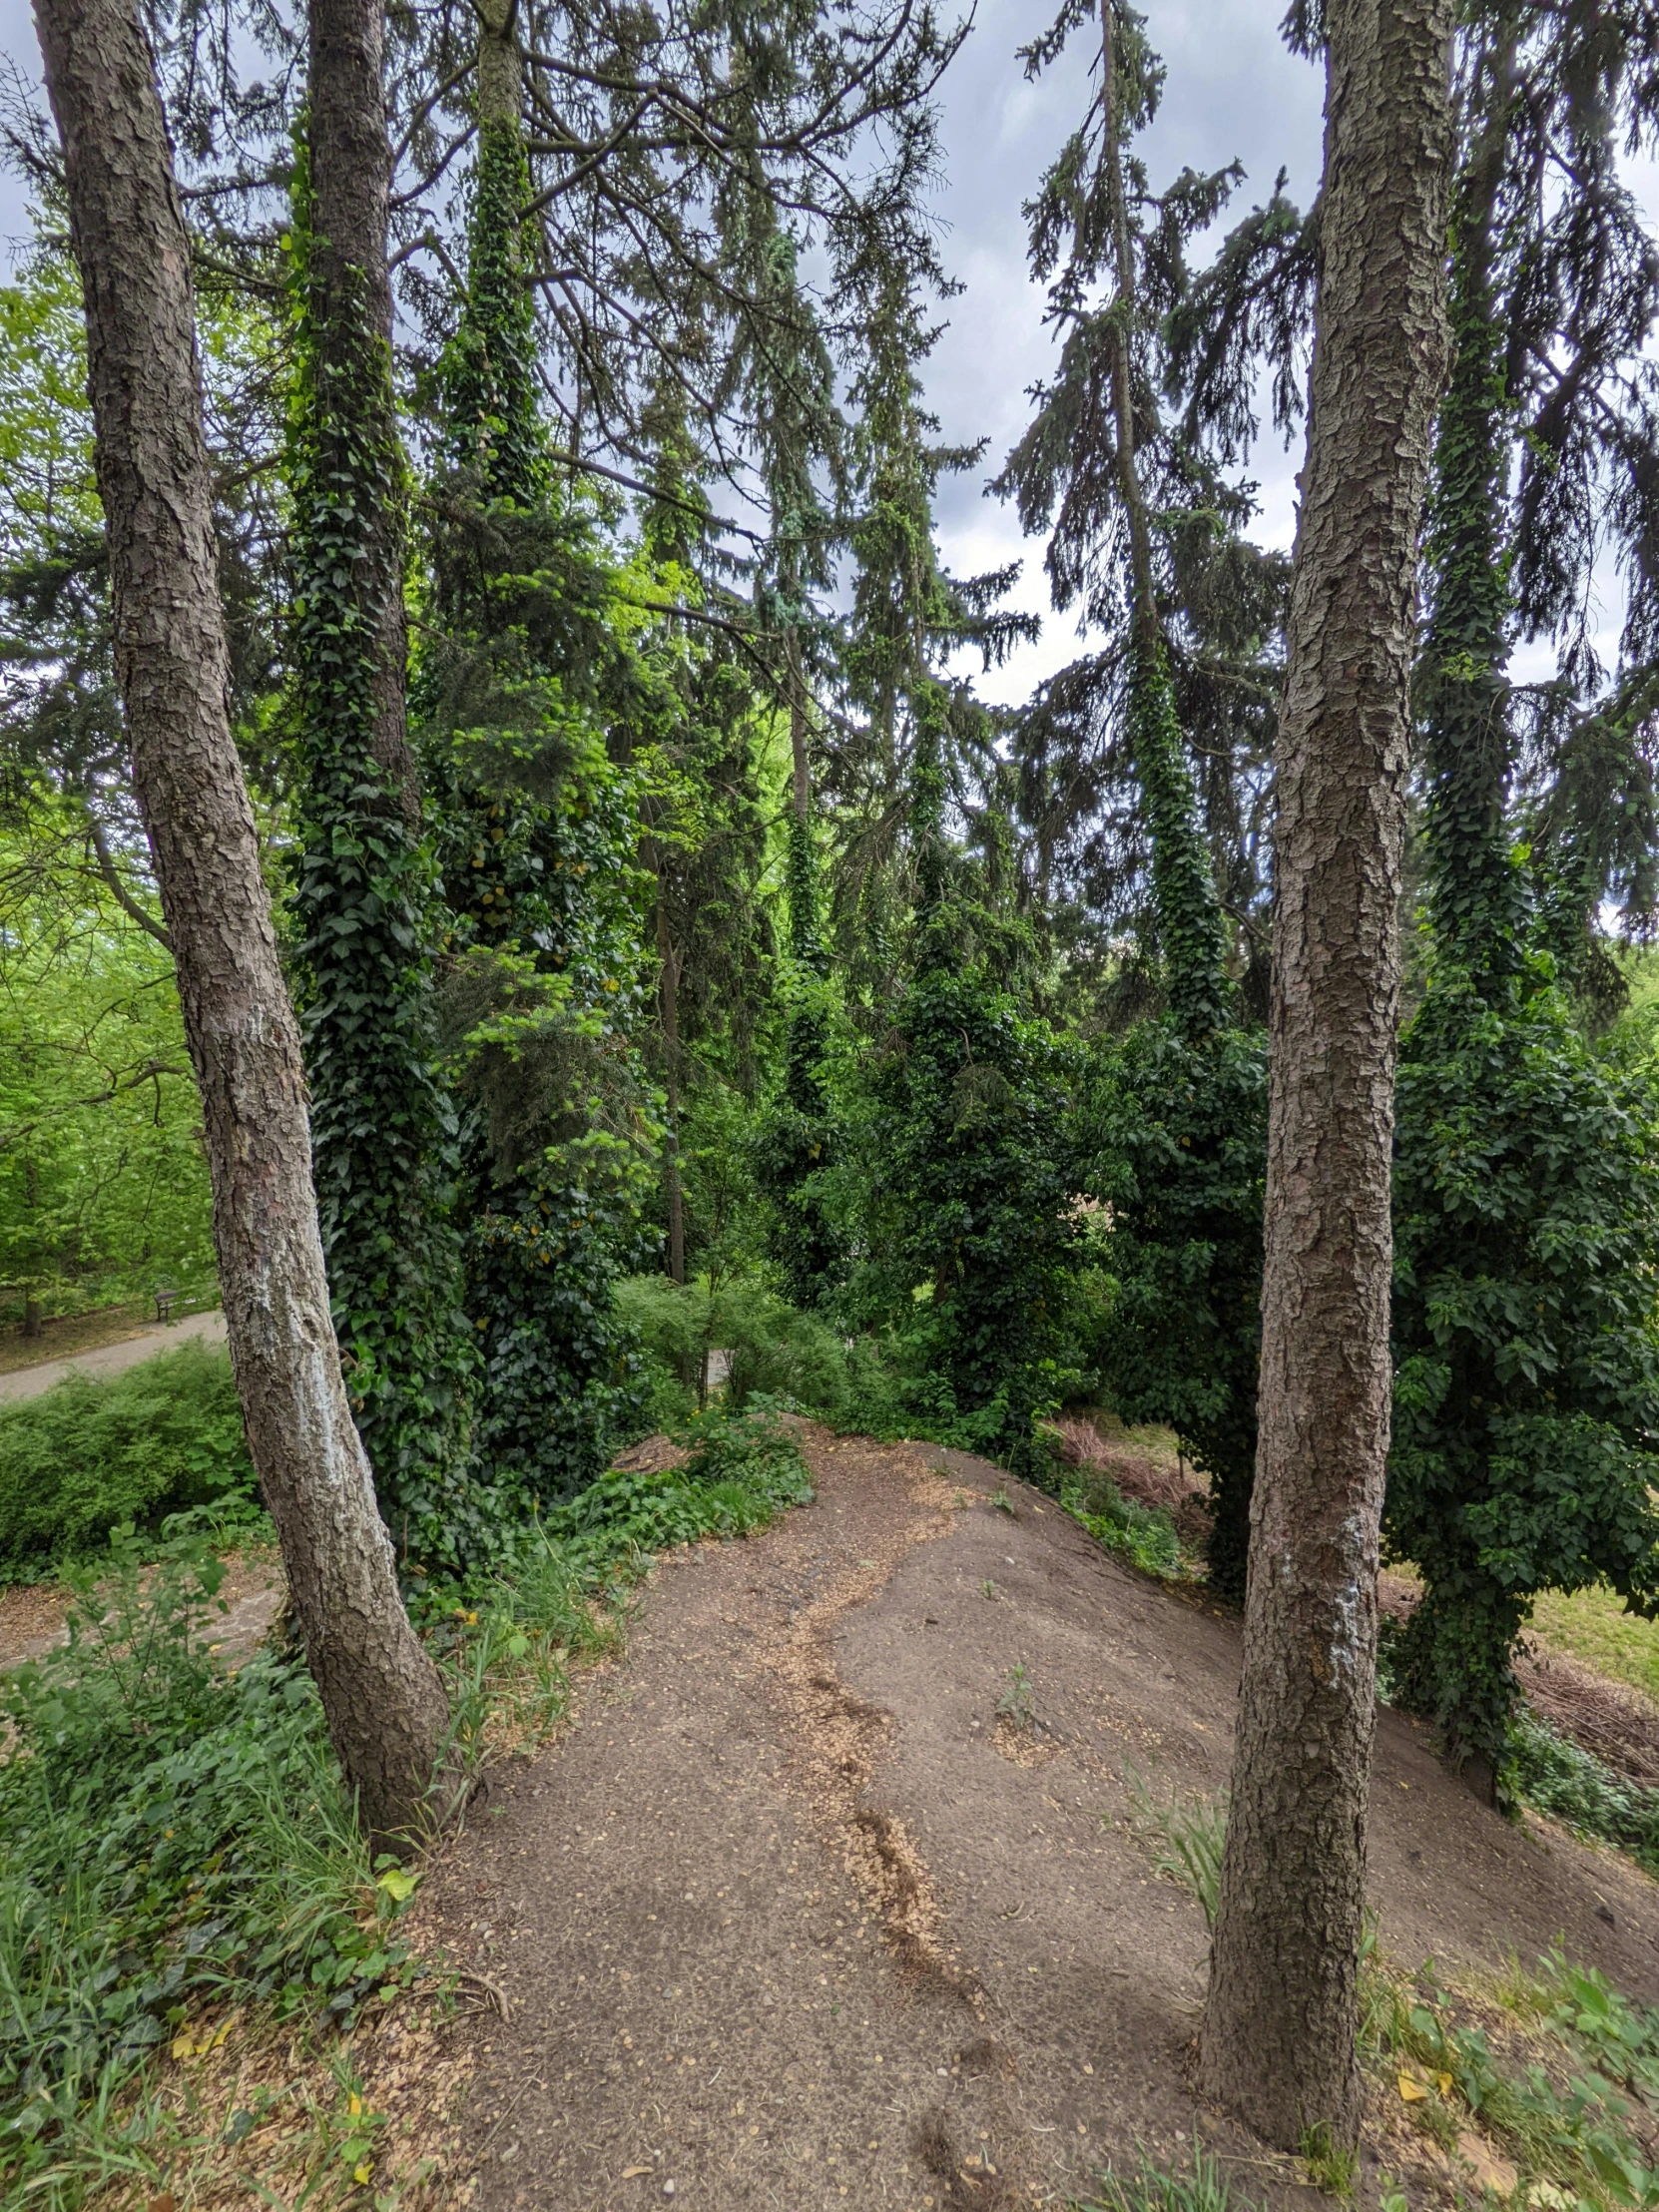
(1199, 0, 1453, 2153)
(34, 0, 452, 1847)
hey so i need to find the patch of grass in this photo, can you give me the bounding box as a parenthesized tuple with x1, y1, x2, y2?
(1299, 2122, 1357, 2199)
(0, 1518, 416, 2202)
(2, 1397, 816, 2205)
(1508, 1708, 1659, 1876)
(1073, 2140, 1251, 2212)
(1531, 1587, 1659, 1707)
(0, 1342, 261, 1583)
(1062, 1468, 1185, 1581)
(990, 1488, 1016, 1516)
(1124, 1765, 1227, 1929)
(532, 1400, 814, 1586)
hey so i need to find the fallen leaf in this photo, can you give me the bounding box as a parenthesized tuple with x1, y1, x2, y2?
(1436, 2072, 1453, 2097)
(1398, 2073, 1428, 2103)
(622, 2167, 653, 2180)
(169, 2034, 194, 2062)
(147, 2197, 177, 2212)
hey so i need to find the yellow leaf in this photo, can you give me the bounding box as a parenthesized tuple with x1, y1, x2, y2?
(1398, 2074, 1428, 2103)
(353, 2162, 372, 2185)
(1437, 2072, 1453, 2098)
(170, 2034, 194, 2061)
(348, 2093, 362, 2118)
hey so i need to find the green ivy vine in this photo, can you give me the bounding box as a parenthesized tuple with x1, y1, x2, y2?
(284, 128, 471, 1542)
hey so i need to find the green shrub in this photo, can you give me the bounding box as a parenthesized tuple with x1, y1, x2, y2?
(0, 1342, 259, 1581)
(1388, 967, 1659, 1777)
(536, 1400, 815, 1582)
(1063, 1468, 1186, 1581)
(613, 1271, 916, 1437)
(1082, 1017, 1268, 1600)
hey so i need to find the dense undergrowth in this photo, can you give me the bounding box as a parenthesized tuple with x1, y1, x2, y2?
(0, 1401, 812, 2206)
(0, 1343, 260, 1582)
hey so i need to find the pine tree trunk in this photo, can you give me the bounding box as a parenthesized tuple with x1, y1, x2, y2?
(1198, 0, 1453, 2152)
(306, 0, 414, 819)
(34, 0, 452, 1847)
(476, 0, 520, 127)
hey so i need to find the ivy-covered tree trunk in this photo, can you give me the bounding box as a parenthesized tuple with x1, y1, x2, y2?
(1385, 15, 1659, 1799)
(1099, 0, 1230, 1041)
(1416, 19, 1522, 974)
(656, 887, 687, 1286)
(758, 628, 843, 1307)
(419, 15, 652, 1514)
(35, 0, 451, 1843)
(1200, 0, 1453, 2151)
(291, 0, 469, 1540)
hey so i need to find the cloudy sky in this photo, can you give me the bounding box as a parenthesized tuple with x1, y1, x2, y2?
(0, 0, 1651, 707)
(922, 0, 1327, 705)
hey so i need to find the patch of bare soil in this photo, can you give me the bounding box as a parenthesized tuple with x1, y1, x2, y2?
(410, 1431, 1659, 2212)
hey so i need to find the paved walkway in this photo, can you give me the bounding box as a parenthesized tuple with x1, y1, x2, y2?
(0, 1308, 228, 1402)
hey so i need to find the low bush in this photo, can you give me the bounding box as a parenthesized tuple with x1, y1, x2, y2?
(1062, 1465, 1187, 1580)
(0, 1342, 259, 1581)
(614, 1272, 914, 1436)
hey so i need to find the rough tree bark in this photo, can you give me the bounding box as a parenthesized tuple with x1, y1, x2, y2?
(34, 0, 452, 1845)
(1198, 0, 1454, 2151)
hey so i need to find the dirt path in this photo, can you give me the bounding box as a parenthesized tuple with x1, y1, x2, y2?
(414, 1429, 1659, 2212)
(0, 1307, 226, 1402)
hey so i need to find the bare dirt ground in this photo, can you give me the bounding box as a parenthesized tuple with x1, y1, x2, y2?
(409, 1427, 1659, 2212)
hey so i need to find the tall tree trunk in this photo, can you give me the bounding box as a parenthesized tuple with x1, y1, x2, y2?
(306, 0, 413, 819)
(21, 1154, 41, 1337)
(476, 0, 520, 128)
(656, 890, 686, 1286)
(1199, 0, 1453, 2152)
(1099, 0, 1159, 661)
(34, 0, 452, 1847)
